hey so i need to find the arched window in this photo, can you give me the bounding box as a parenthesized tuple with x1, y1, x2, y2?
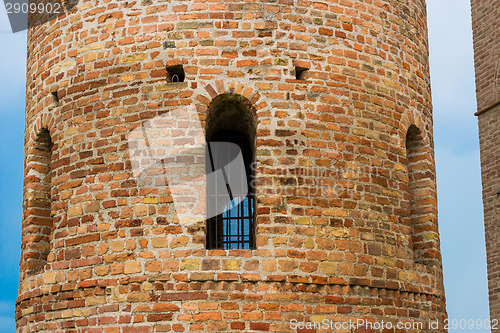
(205, 95, 256, 249)
(406, 125, 439, 266)
(23, 128, 53, 273)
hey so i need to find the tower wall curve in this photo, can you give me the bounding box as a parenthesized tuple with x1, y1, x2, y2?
(17, 0, 446, 331)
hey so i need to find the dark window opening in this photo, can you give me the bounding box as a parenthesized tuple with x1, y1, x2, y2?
(295, 66, 309, 80)
(166, 65, 185, 83)
(51, 91, 59, 106)
(206, 130, 255, 250)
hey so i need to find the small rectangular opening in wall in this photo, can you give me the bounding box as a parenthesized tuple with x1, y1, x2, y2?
(166, 65, 185, 83)
(295, 66, 309, 80)
(51, 91, 59, 106)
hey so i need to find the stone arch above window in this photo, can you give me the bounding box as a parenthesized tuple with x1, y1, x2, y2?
(205, 93, 257, 146)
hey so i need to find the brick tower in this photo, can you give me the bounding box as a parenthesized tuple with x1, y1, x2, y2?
(17, 0, 447, 331)
(471, 0, 500, 329)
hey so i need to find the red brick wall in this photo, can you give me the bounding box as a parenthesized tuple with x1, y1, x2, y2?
(22, 128, 53, 273)
(477, 106, 500, 330)
(471, 0, 500, 112)
(17, 0, 447, 331)
(471, 0, 500, 329)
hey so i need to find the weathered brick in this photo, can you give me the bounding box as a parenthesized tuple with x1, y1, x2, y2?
(472, 0, 500, 325)
(18, 0, 447, 331)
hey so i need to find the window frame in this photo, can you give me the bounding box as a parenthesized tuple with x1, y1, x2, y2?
(205, 129, 256, 250)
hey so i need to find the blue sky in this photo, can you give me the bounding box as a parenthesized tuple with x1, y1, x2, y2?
(427, 1, 490, 329)
(0, 1, 490, 332)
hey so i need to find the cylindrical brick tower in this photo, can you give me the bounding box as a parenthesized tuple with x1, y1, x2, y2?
(17, 0, 447, 331)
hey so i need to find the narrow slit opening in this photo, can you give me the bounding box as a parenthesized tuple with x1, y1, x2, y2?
(295, 66, 309, 80)
(51, 91, 59, 106)
(166, 65, 185, 83)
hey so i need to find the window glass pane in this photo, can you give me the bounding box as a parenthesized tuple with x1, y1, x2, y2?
(206, 131, 255, 249)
